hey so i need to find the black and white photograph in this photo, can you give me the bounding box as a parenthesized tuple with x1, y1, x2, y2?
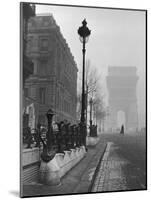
(20, 2, 147, 198)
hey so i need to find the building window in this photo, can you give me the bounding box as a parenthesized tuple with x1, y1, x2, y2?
(40, 38, 48, 51)
(27, 36, 33, 50)
(39, 88, 46, 104)
(39, 60, 47, 75)
(44, 20, 49, 26)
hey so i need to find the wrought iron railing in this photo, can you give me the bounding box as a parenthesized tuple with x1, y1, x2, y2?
(23, 121, 86, 151)
(23, 108, 97, 161)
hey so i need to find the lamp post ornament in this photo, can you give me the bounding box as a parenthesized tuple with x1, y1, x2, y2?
(41, 108, 56, 162)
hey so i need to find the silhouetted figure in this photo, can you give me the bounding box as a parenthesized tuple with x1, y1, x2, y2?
(120, 125, 124, 135)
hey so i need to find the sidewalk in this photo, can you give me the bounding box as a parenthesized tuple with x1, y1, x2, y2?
(23, 139, 107, 197)
(91, 141, 128, 192)
(91, 141, 141, 192)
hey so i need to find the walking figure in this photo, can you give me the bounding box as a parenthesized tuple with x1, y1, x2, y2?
(120, 124, 124, 135)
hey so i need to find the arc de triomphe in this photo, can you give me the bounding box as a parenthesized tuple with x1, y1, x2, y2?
(106, 66, 138, 131)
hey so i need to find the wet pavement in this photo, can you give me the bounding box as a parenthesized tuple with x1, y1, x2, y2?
(91, 132, 146, 192)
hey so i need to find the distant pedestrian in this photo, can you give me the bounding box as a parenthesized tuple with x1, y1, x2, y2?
(120, 125, 124, 135)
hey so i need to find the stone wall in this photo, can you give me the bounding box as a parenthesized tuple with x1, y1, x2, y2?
(22, 148, 42, 184)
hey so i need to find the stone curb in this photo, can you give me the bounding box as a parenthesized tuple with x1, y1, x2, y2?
(88, 142, 108, 192)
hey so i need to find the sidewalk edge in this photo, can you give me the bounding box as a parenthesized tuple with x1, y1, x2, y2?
(88, 142, 108, 192)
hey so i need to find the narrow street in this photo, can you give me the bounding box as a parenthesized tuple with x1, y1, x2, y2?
(91, 132, 146, 192)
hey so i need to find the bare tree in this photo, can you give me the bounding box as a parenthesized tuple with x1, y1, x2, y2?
(93, 93, 106, 128)
(85, 59, 101, 98)
(76, 59, 107, 130)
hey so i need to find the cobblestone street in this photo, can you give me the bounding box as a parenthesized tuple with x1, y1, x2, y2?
(91, 132, 146, 192)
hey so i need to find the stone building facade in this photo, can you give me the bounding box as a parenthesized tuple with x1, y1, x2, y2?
(24, 14, 78, 126)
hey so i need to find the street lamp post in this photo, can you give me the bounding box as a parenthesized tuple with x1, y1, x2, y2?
(89, 97, 93, 136)
(78, 19, 91, 146)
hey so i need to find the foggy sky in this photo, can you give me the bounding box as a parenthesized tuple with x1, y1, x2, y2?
(36, 4, 146, 128)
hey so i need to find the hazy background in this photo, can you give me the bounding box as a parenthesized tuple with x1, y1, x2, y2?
(36, 4, 146, 128)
